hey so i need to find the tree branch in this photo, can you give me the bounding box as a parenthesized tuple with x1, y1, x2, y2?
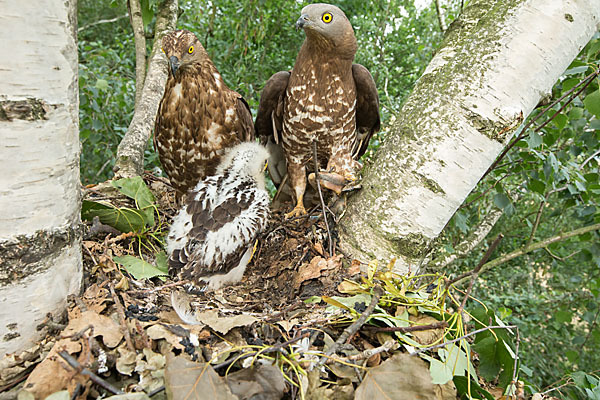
(114, 0, 178, 179)
(434, 0, 448, 32)
(78, 15, 128, 33)
(128, 0, 147, 108)
(453, 223, 600, 286)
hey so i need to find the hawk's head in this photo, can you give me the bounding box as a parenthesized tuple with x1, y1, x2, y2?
(217, 142, 270, 187)
(161, 30, 207, 77)
(295, 3, 357, 57)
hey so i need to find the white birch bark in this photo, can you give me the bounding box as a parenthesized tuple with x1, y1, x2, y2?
(0, 0, 80, 357)
(339, 0, 600, 274)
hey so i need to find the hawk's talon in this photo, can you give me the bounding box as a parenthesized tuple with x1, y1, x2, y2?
(285, 204, 307, 219)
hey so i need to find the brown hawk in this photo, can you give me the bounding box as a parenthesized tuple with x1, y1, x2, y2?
(155, 30, 255, 199)
(255, 3, 380, 217)
(166, 142, 270, 290)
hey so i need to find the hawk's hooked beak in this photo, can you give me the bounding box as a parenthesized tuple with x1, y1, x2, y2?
(296, 14, 310, 30)
(168, 56, 180, 77)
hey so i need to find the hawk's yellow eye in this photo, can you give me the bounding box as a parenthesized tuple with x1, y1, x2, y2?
(322, 12, 333, 23)
(188, 45, 194, 54)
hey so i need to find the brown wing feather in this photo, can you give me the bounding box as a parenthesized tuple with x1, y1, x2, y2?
(235, 96, 255, 142)
(254, 71, 290, 188)
(352, 63, 380, 159)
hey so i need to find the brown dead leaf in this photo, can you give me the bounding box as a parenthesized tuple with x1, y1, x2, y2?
(408, 314, 445, 346)
(337, 280, 363, 294)
(360, 339, 380, 367)
(435, 380, 458, 400)
(294, 255, 343, 288)
(146, 324, 186, 350)
(164, 353, 236, 400)
(355, 353, 437, 399)
(348, 259, 362, 276)
(22, 339, 88, 398)
(80, 283, 110, 314)
(226, 364, 285, 400)
(63, 310, 123, 348)
(195, 309, 257, 335)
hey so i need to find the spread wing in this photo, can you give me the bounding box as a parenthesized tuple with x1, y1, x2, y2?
(352, 63, 380, 159)
(168, 177, 269, 281)
(254, 71, 290, 187)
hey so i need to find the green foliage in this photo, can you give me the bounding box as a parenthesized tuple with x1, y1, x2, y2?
(113, 252, 168, 280)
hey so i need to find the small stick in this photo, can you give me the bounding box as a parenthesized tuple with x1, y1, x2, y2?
(509, 328, 521, 400)
(213, 331, 310, 370)
(109, 284, 135, 352)
(312, 141, 334, 257)
(57, 350, 124, 395)
(326, 339, 398, 365)
(409, 324, 517, 355)
(363, 320, 448, 333)
(445, 233, 503, 290)
(456, 234, 504, 314)
(318, 286, 384, 366)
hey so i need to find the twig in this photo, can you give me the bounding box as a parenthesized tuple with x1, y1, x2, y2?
(336, 339, 398, 363)
(410, 324, 517, 355)
(581, 148, 600, 169)
(213, 332, 310, 370)
(452, 223, 600, 286)
(109, 284, 135, 352)
(527, 193, 549, 247)
(434, 0, 447, 32)
(509, 328, 521, 400)
(318, 286, 384, 366)
(78, 14, 128, 32)
(58, 351, 124, 395)
(312, 141, 333, 257)
(362, 320, 448, 333)
(457, 234, 504, 314)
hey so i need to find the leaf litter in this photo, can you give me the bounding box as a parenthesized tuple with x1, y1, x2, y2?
(1, 174, 516, 399)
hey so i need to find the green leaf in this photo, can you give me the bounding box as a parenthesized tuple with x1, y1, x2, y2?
(584, 89, 600, 119)
(473, 336, 502, 381)
(155, 251, 169, 275)
(555, 310, 573, 324)
(528, 179, 546, 195)
(568, 107, 584, 120)
(81, 200, 147, 233)
(564, 65, 589, 75)
(453, 376, 495, 400)
(493, 193, 511, 210)
(95, 79, 109, 91)
(566, 350, 580, 363)
(527, 131, 543, 148)
(113, 255, 168, 280)
(140, 0, 153, 26)
(552, 114, 568, 131)
(112, 177, 156, 227)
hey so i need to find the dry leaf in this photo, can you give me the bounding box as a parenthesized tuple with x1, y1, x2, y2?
(360, 339, 381, 367)
(294, 255, 342, 288)
(337, 280, 363, 294)
(435, 380, 458, 400)
(115, 343, 137, 375)
(226, 364, 285, 400)
(195, 310, 257, 335)
(164, 353, 236, 400)
(62, 310, 124, 348)
(355, 353, 437, 399)
(408, 314, 445, 346)
(22, 339, 88, 398)
(348, 259, 362, 276)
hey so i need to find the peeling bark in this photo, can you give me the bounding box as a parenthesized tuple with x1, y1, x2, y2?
(128, 0, 147, 107)
(0, 0, 81, 356)
(114, 0, 178, 179)
(339, 0, 600, 274)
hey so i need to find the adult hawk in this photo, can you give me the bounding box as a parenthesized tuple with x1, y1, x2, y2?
(255, 3, 380, 217)
(166, 142, 270, 290)
(155, 30, 255, 199)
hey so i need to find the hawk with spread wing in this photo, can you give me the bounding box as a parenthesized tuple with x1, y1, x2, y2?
(166, 142, 270, 290)
(155, 30, 255, 199)
(255, 3, 380, 217)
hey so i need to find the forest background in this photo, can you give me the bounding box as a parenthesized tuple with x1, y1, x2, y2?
(77, 0, 600, 396)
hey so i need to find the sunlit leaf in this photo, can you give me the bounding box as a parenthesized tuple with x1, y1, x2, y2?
(114, 255, 168, 280)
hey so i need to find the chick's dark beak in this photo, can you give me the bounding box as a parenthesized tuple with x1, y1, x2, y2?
(168, 55, 180, 77)
(296, 14, 310, 30)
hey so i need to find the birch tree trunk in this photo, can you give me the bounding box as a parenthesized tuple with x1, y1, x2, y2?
(0, 0, 80, 357)
(339, 0, 600, 274)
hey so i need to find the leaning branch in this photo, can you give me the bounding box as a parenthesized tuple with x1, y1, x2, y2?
(128, 0, 147, 107)
(78, 15, 128, 33)
(434, 0, 448, 32)
(114, 0, 178, 179)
